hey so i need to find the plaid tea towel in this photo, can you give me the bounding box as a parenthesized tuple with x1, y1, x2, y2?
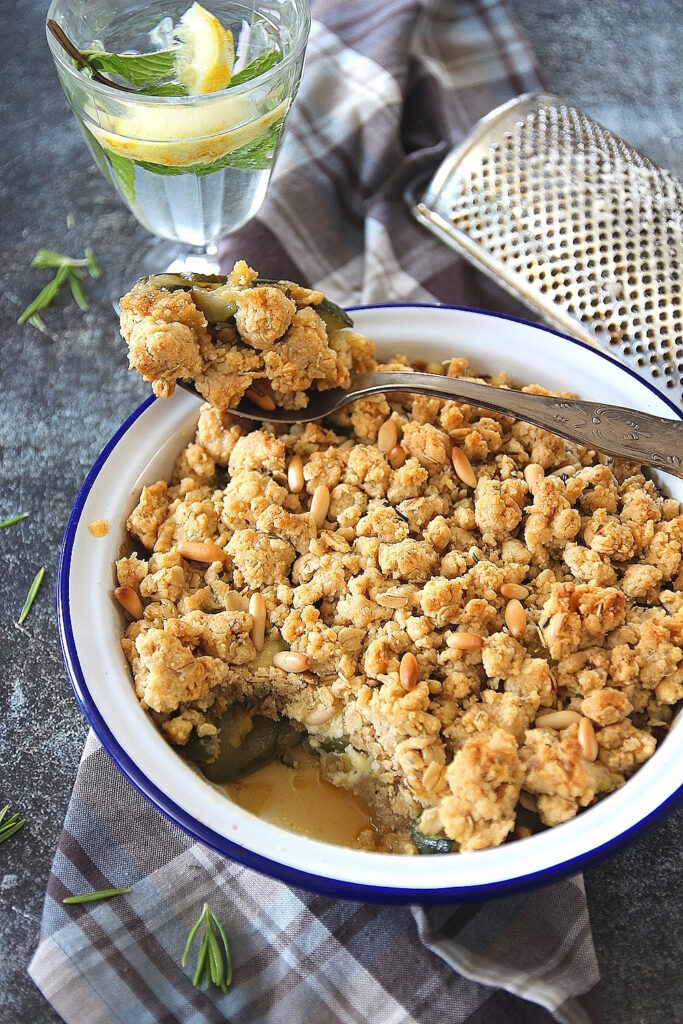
(30, 2, 602, 1022)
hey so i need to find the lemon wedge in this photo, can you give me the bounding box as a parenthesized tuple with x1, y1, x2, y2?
(175, 2, 235, 96)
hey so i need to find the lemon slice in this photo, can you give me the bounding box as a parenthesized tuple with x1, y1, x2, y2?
(175, 3, 235, 96)
(88, 97, 289, 167)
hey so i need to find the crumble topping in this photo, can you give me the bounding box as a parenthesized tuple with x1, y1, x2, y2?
(115, 272, 682, 855)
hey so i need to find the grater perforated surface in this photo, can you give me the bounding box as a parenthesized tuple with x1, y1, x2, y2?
(412, 93, 683, 406)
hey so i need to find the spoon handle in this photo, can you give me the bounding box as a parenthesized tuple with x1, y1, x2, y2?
(346, 372, 683, 479)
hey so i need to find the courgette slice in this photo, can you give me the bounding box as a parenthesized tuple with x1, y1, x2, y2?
(314, 734, 351, 754)
(202, 712, 281, 783)
(190, 285, 238, 324)
(136, 273, 353, 331)
(410, 820, 454, 855)
(313, 296, 354, 332)
(181, 731, 218, 765)
(198, 709, 305, 783)
(140, 272, 226, 290)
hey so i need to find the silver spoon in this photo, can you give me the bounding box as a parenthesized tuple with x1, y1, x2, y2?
(179, 371, 683, 480)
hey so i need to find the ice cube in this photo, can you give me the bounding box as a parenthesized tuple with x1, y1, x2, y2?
(149, 16, 175, 50)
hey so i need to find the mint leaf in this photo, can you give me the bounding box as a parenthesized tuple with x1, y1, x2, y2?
(107, 151, 137, 204)
(82, 48, 177, 86)
(229, 49, 280, 87)
(141, 81, 188, 96)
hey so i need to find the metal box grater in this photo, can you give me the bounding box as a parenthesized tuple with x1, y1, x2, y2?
(411, 93, 683, 407)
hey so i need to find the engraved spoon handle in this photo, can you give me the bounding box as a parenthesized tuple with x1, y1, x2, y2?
(342, 372, 683, 479)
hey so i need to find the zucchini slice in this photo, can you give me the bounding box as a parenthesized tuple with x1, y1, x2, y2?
(410, 820, 454, 855)
(136, 273, 353, 330)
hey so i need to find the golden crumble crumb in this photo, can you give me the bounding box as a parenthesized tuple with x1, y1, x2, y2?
(88, 518, 109, 538)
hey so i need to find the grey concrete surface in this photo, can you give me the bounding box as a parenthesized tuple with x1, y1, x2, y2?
(0, 1, 681, 1022)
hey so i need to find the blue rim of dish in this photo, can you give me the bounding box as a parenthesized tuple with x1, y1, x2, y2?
(57, 304, 683, 904)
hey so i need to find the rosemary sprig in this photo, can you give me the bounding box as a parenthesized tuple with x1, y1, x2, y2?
(19, 248, 102, 327)
(18, 567, 45, 624)
(0, 512, 29, 529)
(0, 804, 26, 845)
(63, 887, 132, 905)
(182, 902, 232, 993)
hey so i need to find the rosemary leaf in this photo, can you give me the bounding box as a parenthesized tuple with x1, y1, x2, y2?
(211, 910, 232, 989)
(18, 265, 69, 324)
(193, 931, 210, 987)
(68, 270, 90, 312)
(0, 512, 29, 529)
(18, 567, 45, 624)
(32, 249, 90, 270)
(182, 909, 206, 965)
(0, 804, 26, 845)
(85, 247, 103, 279)
(28, 314, 48, 333)
(205, 919, 223, 985)
(63, 886, 133, 905)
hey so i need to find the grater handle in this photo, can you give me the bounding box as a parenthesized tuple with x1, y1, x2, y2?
(347, 372, 683, 479)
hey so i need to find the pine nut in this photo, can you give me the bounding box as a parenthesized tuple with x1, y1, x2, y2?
(449, 632, 485, 650)
(249, 593, 266, 651)
(244, 385, 276, 412)
(544, 611, 566, 644)
(399, 652, 419, 690)
(310, 484, 330, 528)
(451, 447, 477, 488)
(376, 588, 410, 608)
(287, 454, 304, 494)
(501, 583, 529, 600)
(505, 599, 527, 639)
(388, 445, 406, 469)
(377, 418, 399, 453)
(177, 541, 226, 563)
(518, 791, 537, 812)
(114, 586, 143, 619)
(273, 651, 310, 672)
(524, 463, 544, 488)
(579, 717, 599, 761)
(535, 710, 582, 729)
(304, 706, 336, 726)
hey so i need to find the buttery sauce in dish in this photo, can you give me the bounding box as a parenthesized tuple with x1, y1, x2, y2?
(226, 746, 378, 848)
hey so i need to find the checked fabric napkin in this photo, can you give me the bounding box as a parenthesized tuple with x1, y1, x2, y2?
(30, 2, 602, 1021)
